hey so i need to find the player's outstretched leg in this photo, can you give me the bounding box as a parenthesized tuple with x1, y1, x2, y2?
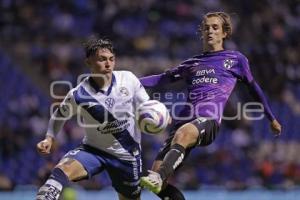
(141, 123, 199, 194)
(36, 168, 69, 200)
(140, 143, 186, 194)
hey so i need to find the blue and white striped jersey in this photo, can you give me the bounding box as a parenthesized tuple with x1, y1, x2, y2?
(47, 71, 149, 161)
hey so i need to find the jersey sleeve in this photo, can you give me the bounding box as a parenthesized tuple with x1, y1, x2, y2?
(129, 72, 150, 106)
(139, 64, 185, 88)
(234, 53, 275, 121)
(234, 54, 254, 84)
(165, 64, 186, 81)
(247, 81, 275, 121)
(57, 90, 78, 118)
(46, 90, 78, 138)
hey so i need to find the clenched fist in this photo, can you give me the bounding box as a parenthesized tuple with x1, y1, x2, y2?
(36, 136, 54, 154)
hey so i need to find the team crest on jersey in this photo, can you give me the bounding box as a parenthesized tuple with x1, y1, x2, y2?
(105, 98, 115, 108)
(119, 87, 129, 97)
(223, 59, 234, 69)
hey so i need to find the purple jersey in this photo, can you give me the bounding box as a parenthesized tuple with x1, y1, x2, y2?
(141, 50, 275, 124)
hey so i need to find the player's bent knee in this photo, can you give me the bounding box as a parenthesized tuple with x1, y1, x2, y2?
(190, 118, 219, 146)
(172, 124, 199, 148)
(56, 158, 88, 181)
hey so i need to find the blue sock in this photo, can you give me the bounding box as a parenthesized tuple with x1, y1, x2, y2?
(49, 167, 69, 187)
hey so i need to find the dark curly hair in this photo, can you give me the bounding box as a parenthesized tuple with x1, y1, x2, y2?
(83, 37, 114, 58)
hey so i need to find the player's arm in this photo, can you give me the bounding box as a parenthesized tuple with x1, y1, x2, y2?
(37, 91, 77, 154)
(237, 54, 282, 136)
(130, 72, 150, 106)
(246, 80, 281, 135)
(139, 65, 185, 88)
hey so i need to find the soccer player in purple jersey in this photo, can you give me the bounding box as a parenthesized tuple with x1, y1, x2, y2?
(139, 12, 282, 199)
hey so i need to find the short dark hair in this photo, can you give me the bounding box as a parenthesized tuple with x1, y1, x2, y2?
(83, 37, 114, 58)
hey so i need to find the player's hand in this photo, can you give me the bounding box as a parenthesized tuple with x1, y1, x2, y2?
(36, 136, 54, 155)
(270, 119, 282, 137)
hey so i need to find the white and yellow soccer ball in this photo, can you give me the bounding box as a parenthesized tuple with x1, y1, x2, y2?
(136, 100, 170, 135)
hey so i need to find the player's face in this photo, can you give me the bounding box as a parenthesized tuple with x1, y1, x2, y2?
(86, 48, 115, 75)
(202, 16, 227, 49)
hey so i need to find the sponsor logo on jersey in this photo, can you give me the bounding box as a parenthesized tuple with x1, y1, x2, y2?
(122, 98, 133, 106)
(105, 98, 115, 108)
(97, 119, 130, 134)
(192, 68, 218, 84)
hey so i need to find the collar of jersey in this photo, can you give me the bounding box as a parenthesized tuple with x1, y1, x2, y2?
(88, 73, 116, 95)
(201, 49, 227, 56)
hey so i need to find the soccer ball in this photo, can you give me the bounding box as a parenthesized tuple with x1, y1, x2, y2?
(136, 100, 170, 135)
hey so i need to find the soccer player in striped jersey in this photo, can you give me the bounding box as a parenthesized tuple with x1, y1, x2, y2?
(36, 38, 149, 200)
(139, 12, 282, 199)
